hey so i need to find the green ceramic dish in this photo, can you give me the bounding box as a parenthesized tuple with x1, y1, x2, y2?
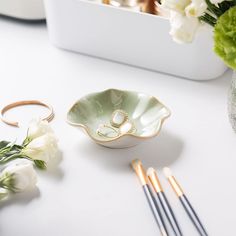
(67, 89, 171, 148)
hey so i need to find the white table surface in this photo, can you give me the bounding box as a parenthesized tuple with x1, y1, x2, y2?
(0, 16, 235, 236)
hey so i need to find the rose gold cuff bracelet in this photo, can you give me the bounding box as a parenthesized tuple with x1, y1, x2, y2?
(1, 100, 54, 127)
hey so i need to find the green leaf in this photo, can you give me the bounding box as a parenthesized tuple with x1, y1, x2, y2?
(0, 153, 23, 164)
(218, 1, 236, 14)
(0, 142, 23, 159)
(11, 144, 23, 151)
(4, 150, 21, 157)
(200, 13, 217, 26)
(0, 191, 8, 200)
(205, 0, 223, 17)
(0, 141, 11, 150)
(34, 160, 47, 170)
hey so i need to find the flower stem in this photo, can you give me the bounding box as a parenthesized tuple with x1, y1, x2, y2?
(200, 13, 217, 26)
(0, 154, 23, 164)
(22, 137, 31, 147)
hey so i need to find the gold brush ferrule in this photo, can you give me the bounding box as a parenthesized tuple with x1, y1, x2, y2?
(147, 169, 163, 193)
(131, 159, 148, 186)
(168, 176, 184, 197)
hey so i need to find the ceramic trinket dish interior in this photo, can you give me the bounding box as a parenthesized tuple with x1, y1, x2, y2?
(67, 89, 171, 148)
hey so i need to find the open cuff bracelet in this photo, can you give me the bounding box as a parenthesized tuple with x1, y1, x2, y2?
(1, 100, 54, 127)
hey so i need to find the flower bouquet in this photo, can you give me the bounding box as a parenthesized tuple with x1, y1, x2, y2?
(162, 0, 236, 130)
(0, 119, 61, 200)
(0, 119, 59, 169)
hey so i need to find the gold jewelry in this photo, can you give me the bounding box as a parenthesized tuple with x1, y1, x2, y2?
(96, 124, 120, 138)
(97, 122, 136, 139)
(97, 110, 136, 139)
(119, 120, 136, 135)
(110, 109, 129, 128)
(1, 100, 54, 127)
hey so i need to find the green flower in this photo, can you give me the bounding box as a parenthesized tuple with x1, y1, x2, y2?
(214, 6, 236, 70)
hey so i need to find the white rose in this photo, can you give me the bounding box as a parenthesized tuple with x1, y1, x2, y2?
(185, 0, 207, 17)
(161, 0, 191, 13)
(1, 163, 37, 192)
(209, 0, 224, 4)
(27, 119, 53, 140)
(169, 11, 199, 43)
(23, 133, 59, 164)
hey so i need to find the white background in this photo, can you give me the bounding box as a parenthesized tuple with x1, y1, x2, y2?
(0, 16, 235, 236)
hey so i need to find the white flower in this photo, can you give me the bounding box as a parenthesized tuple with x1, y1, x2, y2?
(185, 0, 207, 17)
(0, 163, 37, 192)
(23, 133, 59, 165)
(169, 11, 199, 43)
(209, 0, 224, 4)
(161, 0, 191, 13)
(27, 119, 53, 140)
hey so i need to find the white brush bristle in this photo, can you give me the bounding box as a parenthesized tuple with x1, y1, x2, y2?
(163, 167, 172, 178)
(147, 167, 155, 176)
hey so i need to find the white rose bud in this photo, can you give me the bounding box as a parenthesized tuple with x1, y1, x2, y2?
(185, 0, 207, 17)
(23, 133, 59, 165)
(169, 11, 199, 43)
(0, 163, 37, 192)
(27, 119, 53, 140)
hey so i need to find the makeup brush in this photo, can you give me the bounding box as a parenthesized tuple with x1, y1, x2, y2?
(131, 159, 169, 236)
(147, 168, 183, 236)
(163, 167, 208, 236)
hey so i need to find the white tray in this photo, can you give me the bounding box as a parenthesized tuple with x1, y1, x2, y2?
(44, 0, 227, 80)
(0, 0, 45, 20)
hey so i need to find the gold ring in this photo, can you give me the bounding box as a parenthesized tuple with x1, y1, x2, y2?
(1, 100, 54, 127)
(110, 109, 129, 128)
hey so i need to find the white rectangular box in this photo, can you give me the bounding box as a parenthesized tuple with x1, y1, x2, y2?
(0, 0, 45, 20)
(44, 0, 227, 80)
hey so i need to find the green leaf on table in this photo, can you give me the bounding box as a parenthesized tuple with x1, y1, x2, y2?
(11, 144, 23, 151)
(0, 141, 11, 149)
(4, 149, 21, 157)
